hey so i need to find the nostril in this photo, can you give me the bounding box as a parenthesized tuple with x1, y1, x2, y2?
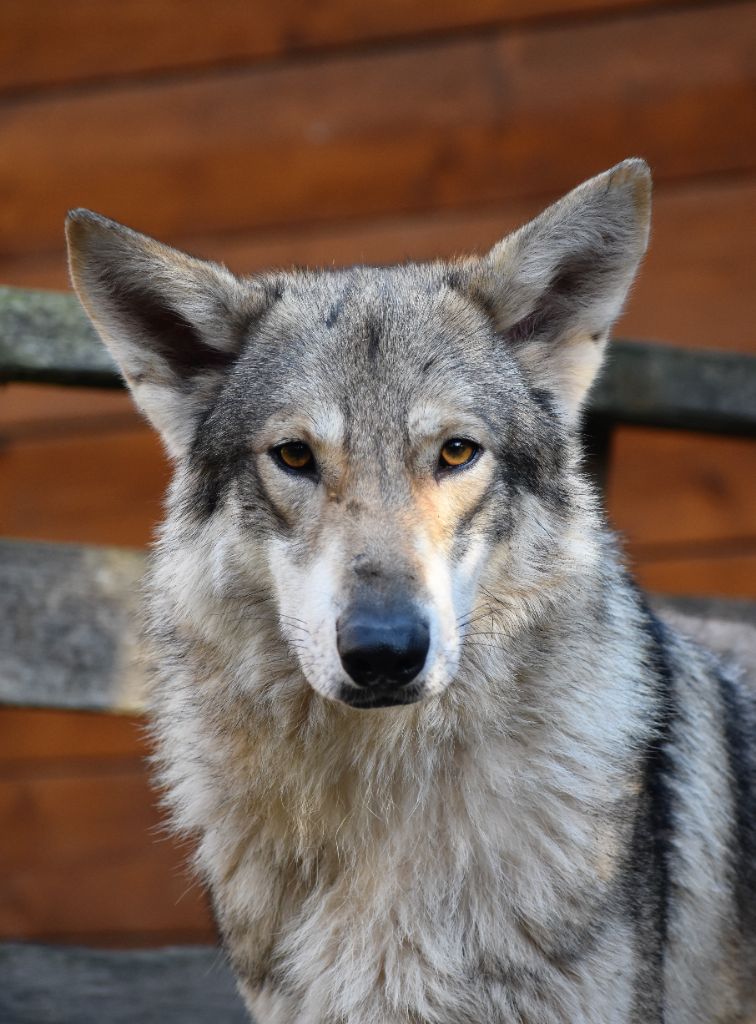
(337, 602, 430, 690)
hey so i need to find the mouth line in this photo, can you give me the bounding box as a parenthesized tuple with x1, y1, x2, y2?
(336, 683, 426, 710)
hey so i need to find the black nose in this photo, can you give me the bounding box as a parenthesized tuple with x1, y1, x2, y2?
(337, 600, 430, 689)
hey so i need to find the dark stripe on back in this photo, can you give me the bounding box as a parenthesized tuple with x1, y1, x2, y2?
(640, 603, 676, 946)
(716, 666, 756, 937)
(627, 596, 678, 1021)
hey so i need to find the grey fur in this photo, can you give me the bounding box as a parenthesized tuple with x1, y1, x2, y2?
(66, 160, 755, 1023)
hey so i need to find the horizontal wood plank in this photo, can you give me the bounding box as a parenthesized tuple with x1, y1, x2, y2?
(590, 344, 756, 435)
(608, 427, 756, 546)
(637, 554, 756, 602)
(0, 287, 117, 387)
(0, 943, 244, 1023)
(1, 177, 755, 357)
(0, 769, 215, 943)
(0, 428, 168, 546)
(0, 0, 687, 94)
(1, 4, 754, 257)
(0, 384, 138, 435)
(619, 176, 756, 355)
(2, 419, 752, 556)
(0, 709, 144, 767)
(0, 539, 147, 712)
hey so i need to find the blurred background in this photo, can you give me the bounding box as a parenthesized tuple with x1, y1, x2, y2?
(0, 0, 754, 948)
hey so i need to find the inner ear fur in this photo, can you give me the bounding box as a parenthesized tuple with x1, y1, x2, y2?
(66, 210, 273, 457)
(473, 158, 652, 424)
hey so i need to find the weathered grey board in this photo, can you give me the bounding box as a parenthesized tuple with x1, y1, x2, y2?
(589, 343, 756, 436)
(0, 538, 754, 713)
(0, 286, 118, 388)
(0, 539, 146, 713)
(1, 285, 755, 435)
(0, 943, 249, 1024)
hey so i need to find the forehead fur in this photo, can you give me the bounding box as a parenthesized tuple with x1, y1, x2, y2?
(206, 261, 529, 451)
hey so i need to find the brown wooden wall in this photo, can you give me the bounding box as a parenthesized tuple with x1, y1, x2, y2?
(1, 0, 754, 947)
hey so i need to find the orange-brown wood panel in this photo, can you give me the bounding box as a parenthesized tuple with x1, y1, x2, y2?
(0, 0, 690, 93)
(632, 553, 756, 598)
(619, 176, 756, 355)
(0, 426, 168, 546)
(0, 385, 134, 436)
(0, 765, 214, 944)
(607, 428, 756, 548)
(1, 4, 754, 259)
(0, 709, 144, 766)
(2, 176, 754, 358)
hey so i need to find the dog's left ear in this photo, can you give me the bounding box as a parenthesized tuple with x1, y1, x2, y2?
(476, 159, 651, 425)
(66, 211, 271, 458)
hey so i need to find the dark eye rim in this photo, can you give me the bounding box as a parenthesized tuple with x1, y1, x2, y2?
(270, 441, 318, 478)
(437, 438, 482, 474)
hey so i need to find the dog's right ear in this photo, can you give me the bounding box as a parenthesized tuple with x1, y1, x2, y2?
(66, 211, 270, 458)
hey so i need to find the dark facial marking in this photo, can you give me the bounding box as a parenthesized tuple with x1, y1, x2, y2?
(325, 299, 342, 328)
(530, 387, 557, 418)
(466, 285, 498, 324)
(501, 432, 567, 509)
(183, 448, 245, 520)
(443, 268, 465, 292)
(366, 318, 381, 362)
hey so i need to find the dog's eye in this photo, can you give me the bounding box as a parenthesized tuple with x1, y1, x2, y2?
(438, 439, 480, 471)
(272, 442, 315, 474)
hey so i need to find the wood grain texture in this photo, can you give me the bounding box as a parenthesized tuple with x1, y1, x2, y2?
(0, 709, 144, 766)
(620, 176, 756, 355)
(0, 286, 116, 387)
(0, 427, 168, 547)
(0, 385, 138, 438)
(0, 516, 753, 717)
(634, 553, 756, 599)
(607, 427, 756, 546)
(1, 3, 754, 257)
(3, 177, 755, 357)
(0, 404, 754, 593)
(0, 0, 687, 93)
(0, 540, 146, 712)
(0, 769, 214, 942)
(0, 943, 245, 1023)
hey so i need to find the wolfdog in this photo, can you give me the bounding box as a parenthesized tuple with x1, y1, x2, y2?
(66, 159, 755, 1023)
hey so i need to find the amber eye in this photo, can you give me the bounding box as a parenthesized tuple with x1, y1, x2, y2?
(273, 441, 315, 473)
(439, 438, 480, 471)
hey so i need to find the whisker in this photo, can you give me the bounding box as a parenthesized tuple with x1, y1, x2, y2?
(457, 608, 498, 631)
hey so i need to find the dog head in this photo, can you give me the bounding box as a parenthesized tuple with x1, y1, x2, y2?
(67, 160, 651, 710)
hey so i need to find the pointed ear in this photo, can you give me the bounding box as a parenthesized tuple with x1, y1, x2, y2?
(66, 210, 271, 457)
(475, 158, 651, 425)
